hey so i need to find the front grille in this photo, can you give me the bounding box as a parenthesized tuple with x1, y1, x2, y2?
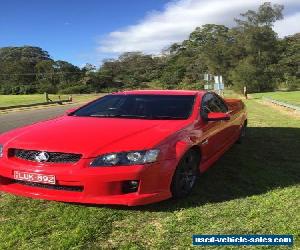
(12, 149, 82, 163)
(13, 180, 84, 192)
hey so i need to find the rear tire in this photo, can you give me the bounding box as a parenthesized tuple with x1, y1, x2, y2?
(237, 121, 247, 144)
(171, 149, 200, 199)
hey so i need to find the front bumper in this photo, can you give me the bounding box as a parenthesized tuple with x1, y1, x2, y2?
(0, 158, 176, 206)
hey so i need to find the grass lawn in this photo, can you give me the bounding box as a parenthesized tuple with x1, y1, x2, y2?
(0, 99, 299, 249)
(251, 91, 300, 106)
(0, 94, 101, 107)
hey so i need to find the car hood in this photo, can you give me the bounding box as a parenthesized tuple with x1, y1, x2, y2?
(2, 115, 190, 158)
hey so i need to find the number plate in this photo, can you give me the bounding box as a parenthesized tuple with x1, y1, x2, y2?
(13, 171, 56, 185)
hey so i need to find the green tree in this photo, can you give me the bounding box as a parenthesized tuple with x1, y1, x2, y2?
(0, 46, 52, 94)
(229, 2, 284, 92)
(117, 52, 158, 84)
(187, 24, 233, 77)
(55, 60, 82, 84)
(34, 60, 57, 93)
(0, 46, 51, 63)
(159, 52, 191, 86)
(98, 58, 121, 84)
(98, 52, 162, 89)
(277, 33, 300, 90)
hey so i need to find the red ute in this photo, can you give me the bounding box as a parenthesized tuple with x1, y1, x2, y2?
(0, 90, 247, 206)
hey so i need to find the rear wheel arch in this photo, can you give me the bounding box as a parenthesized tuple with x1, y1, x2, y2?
(237, 119, 247, 144)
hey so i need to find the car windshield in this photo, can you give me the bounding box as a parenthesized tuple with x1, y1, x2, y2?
(72, 94, 195, 120)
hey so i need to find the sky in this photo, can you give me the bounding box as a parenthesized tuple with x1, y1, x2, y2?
(1, 0, 299, 67)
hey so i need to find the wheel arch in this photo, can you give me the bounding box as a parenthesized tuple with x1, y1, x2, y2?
(188, 145, 202, 166)
(175, 141, 202, 172)
(170, 144, 202, 198)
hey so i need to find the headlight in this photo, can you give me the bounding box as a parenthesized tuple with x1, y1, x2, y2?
(0, 145, 3, 158)
(90, 149, 160, 167)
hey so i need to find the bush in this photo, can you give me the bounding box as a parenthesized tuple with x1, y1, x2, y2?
(0, 83, 37, 94)
(0, 83, 13, 94)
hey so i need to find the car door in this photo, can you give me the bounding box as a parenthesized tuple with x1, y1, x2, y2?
(212, 93, 234, 145)
(197, 93, 229, 162)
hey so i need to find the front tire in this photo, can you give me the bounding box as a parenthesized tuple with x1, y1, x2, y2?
(171, 149, 200, 199)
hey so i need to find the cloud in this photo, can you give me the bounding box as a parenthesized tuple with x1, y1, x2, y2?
(273, 12, 300, 37)
(98, 0, 300, 55)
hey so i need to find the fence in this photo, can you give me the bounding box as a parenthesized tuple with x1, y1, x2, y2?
(262, 97, 300, 113)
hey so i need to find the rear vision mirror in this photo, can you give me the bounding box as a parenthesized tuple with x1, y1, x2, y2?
(205, 112, 230, 121)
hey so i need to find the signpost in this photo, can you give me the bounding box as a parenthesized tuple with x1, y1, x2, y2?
(204, 73, 213, 90)
(214, 75, 224, 96)
(204, 73, 224, 96)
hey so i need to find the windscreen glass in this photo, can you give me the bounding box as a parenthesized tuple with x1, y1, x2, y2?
(72, 94, 195, 120)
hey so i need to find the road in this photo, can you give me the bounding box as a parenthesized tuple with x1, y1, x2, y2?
(0, 103, 81, 134)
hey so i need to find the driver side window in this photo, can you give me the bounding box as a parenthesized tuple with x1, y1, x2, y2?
(201, 93, 228, 115)
(214, 94, 228, 113)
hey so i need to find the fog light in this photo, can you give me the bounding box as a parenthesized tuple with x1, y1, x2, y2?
(122, 180, 139, 193)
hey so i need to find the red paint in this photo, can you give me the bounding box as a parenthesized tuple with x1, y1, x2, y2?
(0, 90, 247, 206)
(206, 112, 230, 121)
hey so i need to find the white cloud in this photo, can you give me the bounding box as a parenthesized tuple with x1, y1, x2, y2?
(274, 12, 300, 37)
(98, 0, 300, 55)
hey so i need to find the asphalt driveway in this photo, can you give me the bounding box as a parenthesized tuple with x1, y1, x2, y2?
(0, 104, 80, 133)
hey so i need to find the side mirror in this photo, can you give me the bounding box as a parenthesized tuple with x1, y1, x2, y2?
(65, 108, 77, 115)
(206, 112, 230, 121)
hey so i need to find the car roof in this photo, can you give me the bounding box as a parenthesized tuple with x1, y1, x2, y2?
(112, 89, 205, 96)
